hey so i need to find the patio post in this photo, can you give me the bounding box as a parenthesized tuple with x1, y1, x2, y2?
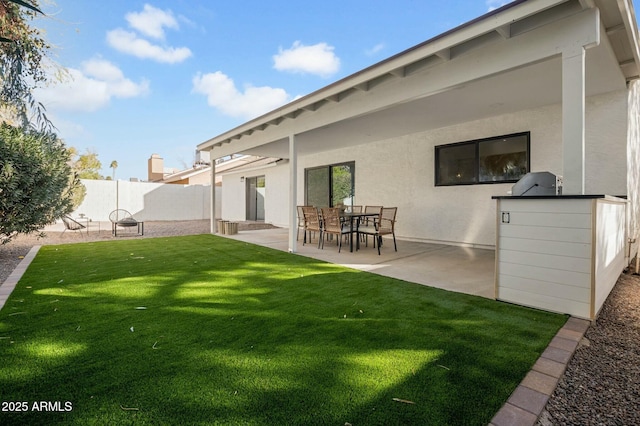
(288, 134, 298, 253)
(562, 45, 587, 195)
(210, 156, 216, 234)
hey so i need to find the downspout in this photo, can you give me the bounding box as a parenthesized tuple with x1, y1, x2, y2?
(626, 208, 636, 271)
(628, 80, 640, 273)
(288, 134, 298, 253)
(210, 154, 217, 234)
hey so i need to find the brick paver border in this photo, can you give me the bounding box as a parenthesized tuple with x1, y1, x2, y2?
(490, 316, 590, 426)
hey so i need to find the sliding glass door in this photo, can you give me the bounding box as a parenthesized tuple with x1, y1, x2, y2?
(306, 167, 330, 207)
(246, 176, 265, 221)
(305, 162, 355, 207)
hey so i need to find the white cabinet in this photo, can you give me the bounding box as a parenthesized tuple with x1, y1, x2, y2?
(494, 196, 627, 319)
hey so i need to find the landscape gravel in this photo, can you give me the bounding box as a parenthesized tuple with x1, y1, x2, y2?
(2, 220, 639, 424)
(538, 270, 640, 425)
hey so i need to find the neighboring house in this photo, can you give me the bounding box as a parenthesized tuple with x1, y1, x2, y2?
(147, 153, 207, 185)
(196, 0, 640, 317)
(147, 153, 281, 222)
(147, 153, 278, 186)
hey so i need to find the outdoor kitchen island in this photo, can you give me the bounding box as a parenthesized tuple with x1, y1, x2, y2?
(493, 194, 628, 320)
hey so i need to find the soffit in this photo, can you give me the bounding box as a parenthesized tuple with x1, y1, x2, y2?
(197, 0, 639, 159)
(595, 0, 640, 80)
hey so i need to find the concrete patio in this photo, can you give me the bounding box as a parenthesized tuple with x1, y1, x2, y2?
(222, 228, 496, 299)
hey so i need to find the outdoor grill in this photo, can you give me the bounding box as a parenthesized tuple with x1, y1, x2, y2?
(511, 171, 562, 196)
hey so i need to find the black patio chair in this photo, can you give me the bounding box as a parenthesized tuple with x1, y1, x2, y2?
(109, 209, 144, 236)
(61, 215, 86, 236)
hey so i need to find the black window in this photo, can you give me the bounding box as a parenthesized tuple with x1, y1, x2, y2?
(435, 132, 530, 186)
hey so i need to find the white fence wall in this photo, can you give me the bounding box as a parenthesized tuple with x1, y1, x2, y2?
(72, 180, 220, 222)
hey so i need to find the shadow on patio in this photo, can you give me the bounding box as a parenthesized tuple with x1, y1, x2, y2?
(221, 228, 495, 299)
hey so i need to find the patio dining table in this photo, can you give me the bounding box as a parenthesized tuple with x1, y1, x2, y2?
(340, 211, 378, 252)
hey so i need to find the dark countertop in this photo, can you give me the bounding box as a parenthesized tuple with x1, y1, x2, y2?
(492, 194, 627, 200)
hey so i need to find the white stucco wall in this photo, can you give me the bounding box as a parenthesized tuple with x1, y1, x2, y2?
(220, 163, 290, 226)
(264, 164, 290, 226)
(220, 174, 245, 221)
(298, 123, 515, 248)
(627, 81, 640, 262)
(212, 90, 628, 248)
(291, 90, 629, 248)
(585, 90, 628, 195)
(73, 179, 214, 222)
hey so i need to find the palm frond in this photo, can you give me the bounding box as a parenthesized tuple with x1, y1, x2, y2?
(7, 0, 44, 14)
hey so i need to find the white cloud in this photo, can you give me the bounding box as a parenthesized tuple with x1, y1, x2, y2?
(125, 4, 178, 40)
(106, 4, 192, 63)
(273, 41, 340, 78)
(107, 28, 192, 63)
(192, 71, 291, 119)
(365, 43, 385, 56)
(35, 58, 150, 112)
(81, 58, 126, 82)
(486, 0, 515, 11)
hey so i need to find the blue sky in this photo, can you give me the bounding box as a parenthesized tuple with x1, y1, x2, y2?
(30, 0, 634, 180)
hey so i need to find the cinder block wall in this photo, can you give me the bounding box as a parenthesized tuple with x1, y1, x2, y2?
(72, 180, 220, 222)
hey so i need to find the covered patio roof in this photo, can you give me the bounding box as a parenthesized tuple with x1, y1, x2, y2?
(196, 0, 640, 251)
(197, 0, 640, 160)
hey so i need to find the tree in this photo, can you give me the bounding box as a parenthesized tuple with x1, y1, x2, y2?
(332, 165, 353, 206)
(0, 123, 80, 244)
(69, 147, 103, 179)
(110, 160, 118, 180)
(0, 0, 52, 129)
(0, 2, 82, 243)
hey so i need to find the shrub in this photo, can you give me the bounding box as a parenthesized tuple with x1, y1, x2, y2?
(0, 123, 81, 243)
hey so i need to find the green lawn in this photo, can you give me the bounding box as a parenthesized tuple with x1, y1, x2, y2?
(0, 235, 567, 425)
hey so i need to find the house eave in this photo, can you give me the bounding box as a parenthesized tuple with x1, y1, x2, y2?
(216, 158, 286, 177)
(197, 0, 640, 159)
(197, 0, 574, 154)
(615, 0, 640, 81)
